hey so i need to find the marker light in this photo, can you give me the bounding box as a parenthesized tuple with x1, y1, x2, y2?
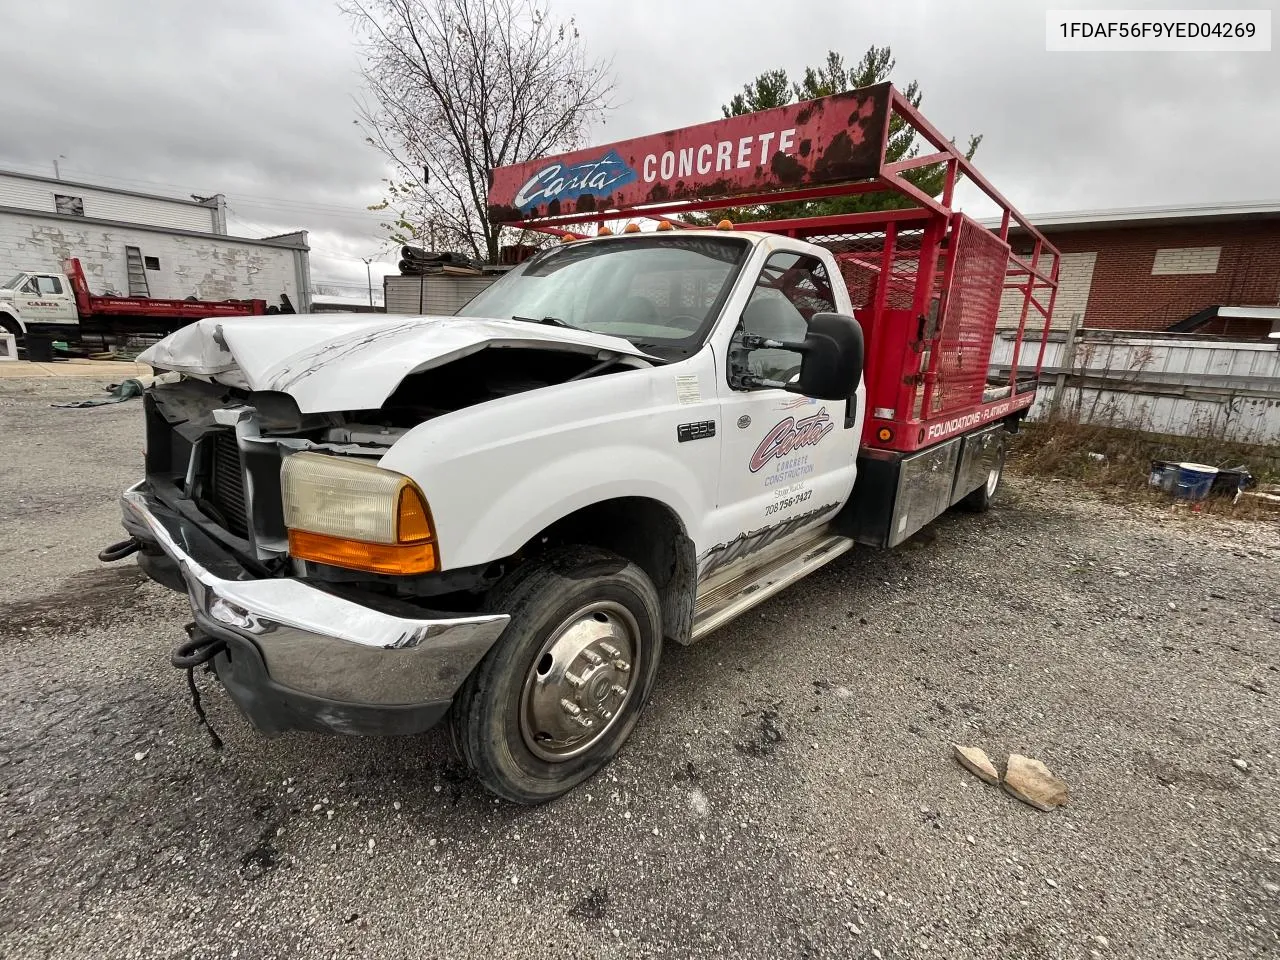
(598, 226, 613, 236)
(877, 427, 894, 443)
(717, 219, 734, 230)
(561, 233, 577, 243)
(656, 221, 674, 231)
(624, 223, 641, 233)
(281, 452, 438, 575)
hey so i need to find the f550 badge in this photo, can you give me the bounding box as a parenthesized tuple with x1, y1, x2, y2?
(513, 149, 638, 212)
(750, 407, 834, 472)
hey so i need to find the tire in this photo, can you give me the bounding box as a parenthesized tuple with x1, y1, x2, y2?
(0, 316, 23, 355)
(958, 435, 1006, 513)
(450, 546, 663, 804)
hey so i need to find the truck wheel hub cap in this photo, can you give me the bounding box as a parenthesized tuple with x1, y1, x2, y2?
(519, 600, 640, 762)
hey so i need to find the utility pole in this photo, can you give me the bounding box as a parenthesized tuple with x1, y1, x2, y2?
(361, 258, 374, 308)
(53, 155, 67, 179)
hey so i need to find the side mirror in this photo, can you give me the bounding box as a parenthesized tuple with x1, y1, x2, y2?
(734, 312, 864, 400)
(789, 312, 864, 401)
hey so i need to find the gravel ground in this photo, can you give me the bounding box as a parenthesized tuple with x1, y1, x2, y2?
(1, 376, 1277, 960)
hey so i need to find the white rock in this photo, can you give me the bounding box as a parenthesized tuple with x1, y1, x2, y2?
(312, 803, 323, 812)
(367, 838, 375, 852)
(133, 751, 147, 761)
(327, 810, 334, 819)
(1045, 877, 1058, 888)
(393, 801, 402, 811)
(1095, 934, 1110, 947)
(1232, 758, 1250, 772)
(433, 785, 442, 793)
(1263, 881, 1280, 895)
(952, 744, 999, 785)
(1003, 755, 1069, 811)
(966, 835, 976, 845)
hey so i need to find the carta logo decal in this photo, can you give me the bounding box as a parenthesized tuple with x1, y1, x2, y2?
(513, 150, 638, 211)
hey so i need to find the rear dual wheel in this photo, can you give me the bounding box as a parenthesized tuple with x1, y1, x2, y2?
(450, 546, 663, 804)
(958, 434, 1007, 512)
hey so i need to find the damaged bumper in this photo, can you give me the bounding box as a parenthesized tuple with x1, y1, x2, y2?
(119, 483, 509, 736)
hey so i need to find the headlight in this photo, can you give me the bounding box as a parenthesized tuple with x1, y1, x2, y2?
(280, 451, 437, 575)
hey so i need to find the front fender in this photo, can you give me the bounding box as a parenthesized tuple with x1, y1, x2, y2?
(375, 354, 723, 570)
(0, 305, 25, 334)
(433, 444, 705, 569)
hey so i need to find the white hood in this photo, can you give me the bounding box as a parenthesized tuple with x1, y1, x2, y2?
(139, 314, 656, 413)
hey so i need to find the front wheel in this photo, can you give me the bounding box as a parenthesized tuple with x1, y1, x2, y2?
(450, 546, 663, 804)
(0, 318, 23, 357)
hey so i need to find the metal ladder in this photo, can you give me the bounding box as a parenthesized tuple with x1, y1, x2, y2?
(124, 246, 150, 297)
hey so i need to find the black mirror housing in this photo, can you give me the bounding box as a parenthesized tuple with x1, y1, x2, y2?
(790, 312, 864, 401)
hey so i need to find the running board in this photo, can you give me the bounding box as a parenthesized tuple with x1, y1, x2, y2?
(691, 534, 854, 641)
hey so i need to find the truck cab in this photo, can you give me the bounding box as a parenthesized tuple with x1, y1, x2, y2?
(0, 270, 80, 337)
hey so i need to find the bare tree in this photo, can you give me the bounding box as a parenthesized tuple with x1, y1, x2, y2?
(344, 0, 615, 262)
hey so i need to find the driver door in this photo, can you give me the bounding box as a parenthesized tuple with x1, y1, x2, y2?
(704, 250, 858, 584)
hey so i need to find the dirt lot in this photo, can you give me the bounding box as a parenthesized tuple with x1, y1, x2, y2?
(1, 376, 1277, 960)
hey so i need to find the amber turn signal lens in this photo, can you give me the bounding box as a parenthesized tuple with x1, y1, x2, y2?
(656, 220, 674, 231)
(717, 219, 734, 230)
(623, 223, 641, 233)
(877, 427, 893, 442)
(397, 485, 435, 543)
(288, 529, 437, 575)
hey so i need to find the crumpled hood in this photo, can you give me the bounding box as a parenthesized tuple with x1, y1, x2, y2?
(139, 314, 656, 413)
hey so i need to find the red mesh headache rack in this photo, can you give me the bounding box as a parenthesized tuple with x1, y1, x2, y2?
(487, 82, 1060, 453)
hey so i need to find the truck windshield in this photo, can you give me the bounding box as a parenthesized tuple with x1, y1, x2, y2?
(456, 235, 751, 358)
(2, 273, 26, 290)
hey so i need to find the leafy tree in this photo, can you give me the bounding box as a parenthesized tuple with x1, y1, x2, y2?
(695, 46, 980, 224)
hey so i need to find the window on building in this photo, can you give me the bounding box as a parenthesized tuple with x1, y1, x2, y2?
(53, 194, 85, 217)
(36, 276, 64, 296)
(1152, 246, 1220, 275)
(144, 256, 160, 270)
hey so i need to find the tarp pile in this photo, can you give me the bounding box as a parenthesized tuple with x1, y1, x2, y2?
(399, 246, 484, 276)
(51, 371, 181, 408)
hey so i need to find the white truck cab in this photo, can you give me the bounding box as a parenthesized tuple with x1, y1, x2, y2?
(0, 270, 79, 337)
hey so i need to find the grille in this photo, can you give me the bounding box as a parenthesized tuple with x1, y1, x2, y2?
(208, 430, 249, 538)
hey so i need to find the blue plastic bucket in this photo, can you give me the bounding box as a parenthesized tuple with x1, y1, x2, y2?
(1172, 462, 1218, 501)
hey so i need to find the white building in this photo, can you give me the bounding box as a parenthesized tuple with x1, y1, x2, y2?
(0, 169, 311, 311)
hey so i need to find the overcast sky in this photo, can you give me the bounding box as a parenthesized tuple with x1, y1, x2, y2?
(2, 0, 1277, 293)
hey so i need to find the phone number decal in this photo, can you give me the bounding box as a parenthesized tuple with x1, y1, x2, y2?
(765, 489, 812, 516)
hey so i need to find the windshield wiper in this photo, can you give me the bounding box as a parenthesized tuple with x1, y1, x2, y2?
(512, 314, 579, 330)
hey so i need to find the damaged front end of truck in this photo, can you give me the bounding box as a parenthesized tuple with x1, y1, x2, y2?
(105, 313, 655, 739)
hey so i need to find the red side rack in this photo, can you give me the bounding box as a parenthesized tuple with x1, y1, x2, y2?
(488, 83, 1060, 453)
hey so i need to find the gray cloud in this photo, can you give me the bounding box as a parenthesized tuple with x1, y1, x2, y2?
(2, 0, 1276, 288)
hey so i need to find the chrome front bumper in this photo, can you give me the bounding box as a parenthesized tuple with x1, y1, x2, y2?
(120, 483, 509, 731)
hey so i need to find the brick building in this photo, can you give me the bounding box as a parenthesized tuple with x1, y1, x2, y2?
(994, 202, 1280, 339)
(0, 168, 311, 311)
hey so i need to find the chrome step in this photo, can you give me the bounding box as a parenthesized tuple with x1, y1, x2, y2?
(691, 534, 854, 641)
